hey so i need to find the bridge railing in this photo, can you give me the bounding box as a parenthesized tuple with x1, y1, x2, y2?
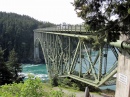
(35, 25, 87, 32)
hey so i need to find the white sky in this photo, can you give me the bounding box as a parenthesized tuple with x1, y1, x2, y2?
(0, 0, 84, 24)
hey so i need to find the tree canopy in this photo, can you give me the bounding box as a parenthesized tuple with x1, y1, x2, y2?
(73, 0, 130, 47)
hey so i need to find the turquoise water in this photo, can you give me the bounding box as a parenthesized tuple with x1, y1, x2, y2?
(20, 64, 48, 80)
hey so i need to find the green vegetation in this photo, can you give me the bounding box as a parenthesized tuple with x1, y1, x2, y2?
(6, 49, 22, 83)
(0, 75, 76, 97)
(0, 47, 13, 85)
(0, 12, 55, 63)
(0, 47, 22, 85)
(73, 0, 130, 48)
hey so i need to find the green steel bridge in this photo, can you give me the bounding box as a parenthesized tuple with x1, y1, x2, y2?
(34, 25, 130, 87)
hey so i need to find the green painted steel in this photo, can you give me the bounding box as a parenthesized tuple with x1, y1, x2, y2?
(104, 39, 130, 49)
(34, 25, 124, 87)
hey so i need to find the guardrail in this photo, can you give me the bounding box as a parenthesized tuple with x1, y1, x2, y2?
(34, 25, 87, 32)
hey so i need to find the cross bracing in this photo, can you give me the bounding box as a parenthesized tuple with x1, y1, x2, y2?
(34, 25, 130, 87)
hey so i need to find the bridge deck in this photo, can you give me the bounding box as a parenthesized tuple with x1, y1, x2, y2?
(34, 25, 91, 34)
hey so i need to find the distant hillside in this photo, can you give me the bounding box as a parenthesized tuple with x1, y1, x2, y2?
(0, 12, 55, 63)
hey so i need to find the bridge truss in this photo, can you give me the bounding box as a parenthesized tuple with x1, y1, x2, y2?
(34, 25, 128, 87)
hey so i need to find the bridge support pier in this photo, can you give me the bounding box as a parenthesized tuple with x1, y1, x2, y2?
(34, 46, 41, 63)
(115, 35, 130, 97)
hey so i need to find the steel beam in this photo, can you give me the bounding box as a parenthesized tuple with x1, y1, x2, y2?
(104, 39, 130, 49)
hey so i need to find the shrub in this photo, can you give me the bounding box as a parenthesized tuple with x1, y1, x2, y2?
(0, 75, 46, 97)
(50, 89, 64, 97)
(58, 77, 72, 88)
(20, 75, 44, 97)
(50, 75, 59, 86)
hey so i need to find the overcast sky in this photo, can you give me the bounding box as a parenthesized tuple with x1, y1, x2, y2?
(0, 0, 84, 24)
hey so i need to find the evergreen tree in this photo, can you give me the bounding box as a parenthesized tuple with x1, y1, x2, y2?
(7, 49, 22, 80)
(73, 0, 130, 47)
(0, 47, 13, 85)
